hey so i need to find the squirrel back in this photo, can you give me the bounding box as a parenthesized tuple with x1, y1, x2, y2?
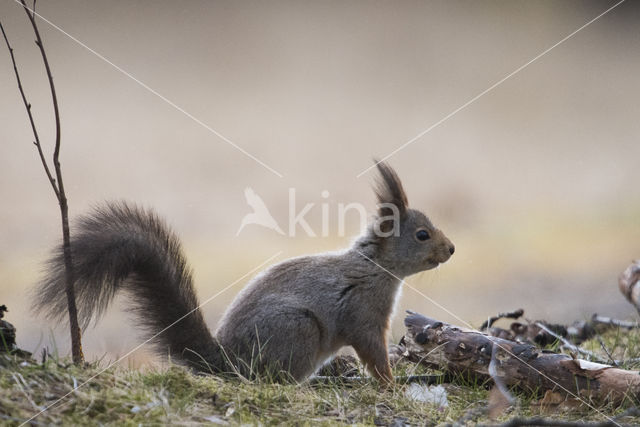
(34, 161, 454, 382)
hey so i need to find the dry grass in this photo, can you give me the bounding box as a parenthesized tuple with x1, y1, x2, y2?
(2, 331, 640, 427)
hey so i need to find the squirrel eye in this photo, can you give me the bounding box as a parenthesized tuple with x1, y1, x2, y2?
(416, 230, 430, 241)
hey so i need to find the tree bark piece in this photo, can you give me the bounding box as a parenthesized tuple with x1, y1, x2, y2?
(399, 311, 640, 403)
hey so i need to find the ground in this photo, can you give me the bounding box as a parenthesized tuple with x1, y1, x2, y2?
(2, 328, 640, 426)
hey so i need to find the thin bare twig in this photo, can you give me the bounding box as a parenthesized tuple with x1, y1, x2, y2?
(596, 336, 618, 367)
(0, 21, 59, 199)
(535, 322, 608, 364)
(2, 0, 84, 364)
(20, 0, 83, 364)
(19, 0, 64, 198)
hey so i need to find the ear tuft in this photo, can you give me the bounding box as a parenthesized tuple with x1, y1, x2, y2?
(374, 160, 408, 218)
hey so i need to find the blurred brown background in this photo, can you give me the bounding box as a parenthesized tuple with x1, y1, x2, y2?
(1, 0, 639, 367)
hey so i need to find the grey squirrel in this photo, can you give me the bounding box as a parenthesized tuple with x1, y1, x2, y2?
(34, 162, 454, 383)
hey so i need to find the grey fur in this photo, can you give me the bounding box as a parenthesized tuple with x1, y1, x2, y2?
(34, 161, 454, 382)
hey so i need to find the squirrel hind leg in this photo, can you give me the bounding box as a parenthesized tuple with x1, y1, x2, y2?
(221, 306, 326, 382)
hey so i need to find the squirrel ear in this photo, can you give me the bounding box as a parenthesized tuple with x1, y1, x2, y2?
(373, 160, 408, 220)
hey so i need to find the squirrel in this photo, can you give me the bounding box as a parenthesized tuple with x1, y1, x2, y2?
(34, 161, 454, 383)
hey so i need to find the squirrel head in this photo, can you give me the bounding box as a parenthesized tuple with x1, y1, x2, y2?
(368, 161, 455, 277)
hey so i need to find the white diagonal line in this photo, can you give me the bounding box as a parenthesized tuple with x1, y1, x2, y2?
(20, 250, 283, 426)
(11, 0, 284, 178)
(357, 0, 627, 178)
(354, 249, 621, 426)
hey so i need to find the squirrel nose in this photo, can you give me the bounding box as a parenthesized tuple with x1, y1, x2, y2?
(448, 245, 455, 255)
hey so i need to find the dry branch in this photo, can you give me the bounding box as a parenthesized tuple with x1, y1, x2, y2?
(398, 311, 640, 403)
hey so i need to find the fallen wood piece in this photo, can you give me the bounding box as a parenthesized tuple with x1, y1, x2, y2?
(0, 305, 16, 351)
(619, 260, 640, 315)
(399, 311, 640, 403)
(480, 308, 524, 331)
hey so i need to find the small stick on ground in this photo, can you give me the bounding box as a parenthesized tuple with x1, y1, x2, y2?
(480, 309, 524, 331)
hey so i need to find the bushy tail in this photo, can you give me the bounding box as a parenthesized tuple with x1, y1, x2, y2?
(34, 202, 228, 373)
